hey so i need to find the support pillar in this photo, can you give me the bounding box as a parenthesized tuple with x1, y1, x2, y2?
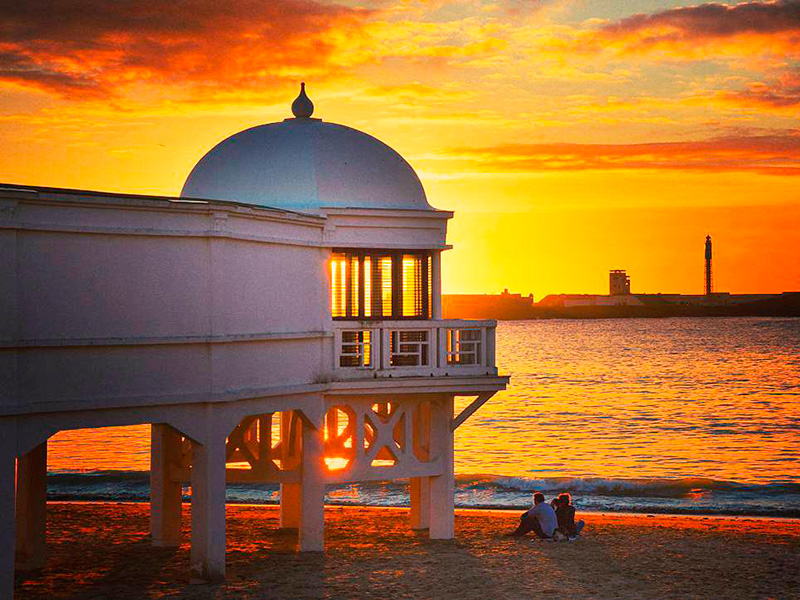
(280, 411, 302, 529)
(15, 441, 47, 570)
(150, 424, 183, 547)
(190, 429, 226, 583)
(279, 483, 301, 528)
(0, 419, 17, 600)
(429, 396, 455, 539)
(410, 477, 430, 530)
(411, 400, 432, 530)
(299, 418, 325, 552)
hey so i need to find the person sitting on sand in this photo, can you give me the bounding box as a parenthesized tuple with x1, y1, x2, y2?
(507, 492, 558, 539)
(555, 493, 585, 538)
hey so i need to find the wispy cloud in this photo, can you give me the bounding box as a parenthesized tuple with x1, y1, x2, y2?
(587, 0, 800, 58)
(601, 0, 800, 40)
(716, 70, 800, 109)
(434, 132, 800, 175)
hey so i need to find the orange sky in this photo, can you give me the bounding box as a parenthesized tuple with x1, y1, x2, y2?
(2, 0, 799, 298)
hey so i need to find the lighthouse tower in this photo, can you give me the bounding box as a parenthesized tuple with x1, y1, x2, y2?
(705, 235, 713, 296)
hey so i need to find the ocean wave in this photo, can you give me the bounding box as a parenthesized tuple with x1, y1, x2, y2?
(460, 474, 800, 499)
(45, 471, 800, 518)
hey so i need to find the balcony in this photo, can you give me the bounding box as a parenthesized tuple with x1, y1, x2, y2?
(332, 319, 497, 379)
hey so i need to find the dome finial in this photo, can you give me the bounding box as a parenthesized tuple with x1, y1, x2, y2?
(291, 82, 314, 118)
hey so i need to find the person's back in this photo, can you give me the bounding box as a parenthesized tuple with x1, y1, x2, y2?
(556, 503, 576, 533)
(556, 493, 584, 538)
(528, 499, 558, 538)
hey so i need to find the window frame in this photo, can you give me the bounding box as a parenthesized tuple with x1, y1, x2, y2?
(331, 248, 432, 321)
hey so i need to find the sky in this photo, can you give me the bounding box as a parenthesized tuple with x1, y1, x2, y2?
(1, 0, 799, 298)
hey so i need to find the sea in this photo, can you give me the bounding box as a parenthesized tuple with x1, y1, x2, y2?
(46, 317, 800, 518)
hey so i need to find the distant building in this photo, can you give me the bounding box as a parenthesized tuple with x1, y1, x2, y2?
(501, 288, 534, 303)
(443, 289, 534, 319)
(609, 270, 631, 296)
(636, 292, 776, 307)
(538, 293, 643, 307)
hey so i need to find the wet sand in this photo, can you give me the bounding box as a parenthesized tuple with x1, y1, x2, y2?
(15, 503, 800, 599)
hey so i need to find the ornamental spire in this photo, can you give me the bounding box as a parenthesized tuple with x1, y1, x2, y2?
(291, 82, 314, 118)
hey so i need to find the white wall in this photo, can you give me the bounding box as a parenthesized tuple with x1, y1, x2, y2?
(1, 190, 330, 411)
(0, 189, 452, 414)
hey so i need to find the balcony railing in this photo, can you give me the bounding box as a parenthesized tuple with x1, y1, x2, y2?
(333, 319, 497, 379)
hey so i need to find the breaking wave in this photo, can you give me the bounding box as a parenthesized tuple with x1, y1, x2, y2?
(46, 471, 800, 518)
(459, 474, 800, 498)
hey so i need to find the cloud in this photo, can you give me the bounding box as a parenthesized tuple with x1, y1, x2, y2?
(718, 70, 800, 108)
(0, 0, 371, 99)
(584, 0, 800, 59)
(0, 52, 104, 97)
(565, 2, 800, 116)
(435, 132, 800, 175)
(602, 0, 800, 39)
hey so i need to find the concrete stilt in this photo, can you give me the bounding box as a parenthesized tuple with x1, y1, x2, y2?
(411, 400, 432, 530)
(279, 411, 301, 529)
(150, 424, 183, 547)
(280, 483, 301, 528)
(15, 442, 47, 570)
(190, 432, 227, 583)
(1, 419, 17, 600)
(299, 418, 325, 552)
(410, 477, 430, 530)
(429, 396, 455, 540)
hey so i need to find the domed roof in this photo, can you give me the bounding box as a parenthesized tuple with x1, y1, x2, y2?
(181, 85, 431, 213)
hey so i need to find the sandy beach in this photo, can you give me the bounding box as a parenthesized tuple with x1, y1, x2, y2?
(13, 502, 800, 599)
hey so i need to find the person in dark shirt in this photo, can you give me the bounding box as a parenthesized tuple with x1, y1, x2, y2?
(555, 493, 585, 538)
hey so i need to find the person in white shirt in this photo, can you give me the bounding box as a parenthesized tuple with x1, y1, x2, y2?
(507, 492, 558, 539)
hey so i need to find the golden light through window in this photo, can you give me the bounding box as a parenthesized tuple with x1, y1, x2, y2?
(379, 256, 392, 316)
(331, 252, 347, 318)
(330, 250, 431, 319)
(402, 255, 416, 317)
(350, 255, 359, 317)
(364, 256, 372, 318)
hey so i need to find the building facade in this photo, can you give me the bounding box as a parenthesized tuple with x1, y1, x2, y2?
(609, 270, 631, 296)
(0, 87, 507, 597)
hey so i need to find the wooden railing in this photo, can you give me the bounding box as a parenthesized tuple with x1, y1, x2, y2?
(332, 319, 497, 379)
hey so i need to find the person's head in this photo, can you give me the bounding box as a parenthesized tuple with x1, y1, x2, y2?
(533, 492, 545, 505)
(558, 493, 571, 506)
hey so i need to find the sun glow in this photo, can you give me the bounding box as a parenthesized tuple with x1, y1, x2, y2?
(324, 457, 350, 471)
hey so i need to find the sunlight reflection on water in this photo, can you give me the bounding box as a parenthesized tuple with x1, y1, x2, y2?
(454, 317, 800, 483)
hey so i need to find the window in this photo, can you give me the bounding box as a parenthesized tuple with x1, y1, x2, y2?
(447, 328, 482, 365)
(390, 330, 429, 366)
(401, 254, 425, 318)
(331, 250, 432, 320)
(339, 330, 372, 367)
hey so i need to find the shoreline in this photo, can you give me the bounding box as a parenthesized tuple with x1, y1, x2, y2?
(16, 503, 800, 599)
(44, 498, 800, 521)
(442, 303, 800, 321)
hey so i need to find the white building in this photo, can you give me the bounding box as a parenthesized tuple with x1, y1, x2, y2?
(0, 85, 508, 597)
